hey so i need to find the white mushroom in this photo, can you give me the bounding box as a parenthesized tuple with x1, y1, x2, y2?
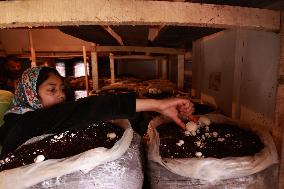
(176, 140, 185, 146)
(186, 121, 198, 132)
(34, 155, 45, 163)
(195, 152, 202, 157)
(107, 132, 116, 140)
(191, 131, 197, 136)
(184, 131, 191, 136)
(198, 116, 211, 126)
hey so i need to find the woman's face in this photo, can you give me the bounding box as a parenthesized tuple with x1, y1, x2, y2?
(38, 73, 66, 108)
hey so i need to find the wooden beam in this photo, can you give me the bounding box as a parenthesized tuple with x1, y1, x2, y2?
(17, 53, 84, 58)
(95, 46, 186, 54)
(91, 45, 99, 91)
(101, 25, 124, 46)
(177, 54, 185, 90)
(0, 0, 279, 31)
(109, 53, 115, 84)
(28, 30, 36, 67)
(113, 55, 166, 60)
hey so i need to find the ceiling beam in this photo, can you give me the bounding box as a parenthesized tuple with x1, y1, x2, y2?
(101, 25, 124, 46)
(94, 46, 186, 54)
(0, 0, 280, 31)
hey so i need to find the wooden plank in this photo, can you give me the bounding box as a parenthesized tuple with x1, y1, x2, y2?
(82, 46, 89, 96)
(28, 30, 36, 67)
(95, 46, 186, 54)
(161, 59, 167, 79)
(91, 46, 99, 91)
(109, 53, 115, 84)
(0, 0, 279, 31)
(177, 54, 185, 90)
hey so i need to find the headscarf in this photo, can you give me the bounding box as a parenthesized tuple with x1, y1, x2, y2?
(6, 67, 43, 114)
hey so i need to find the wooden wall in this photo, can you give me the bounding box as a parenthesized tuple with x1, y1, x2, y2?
(192, 29, 279, 131)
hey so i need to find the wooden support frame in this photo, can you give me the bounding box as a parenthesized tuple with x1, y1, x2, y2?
(161, 59, 167, 80)
(155, 59, 160, 78)
(82, 46, 89, 96)
(95, 46, 186, 55)
(109, 53, 115, 84)
(232, 30, 245, 120)
(148, 25, 165, 42)
(91, 45, 99, 91)
(101, 25, 124, 46)
(0, 0, 279, 31)
(177, 54, 185, 90)
(28, 30, 36, 67)
(277, 11, 284, 189)
(113, 55, 166, 60)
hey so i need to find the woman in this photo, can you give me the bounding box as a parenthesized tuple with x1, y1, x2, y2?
(0, 67, 193, 155)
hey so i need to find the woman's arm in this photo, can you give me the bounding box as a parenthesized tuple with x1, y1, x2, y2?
(1, 93, 137, 154)
(136, 98, 194, 129)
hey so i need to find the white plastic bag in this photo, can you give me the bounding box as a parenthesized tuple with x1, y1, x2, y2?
(146, 114, 278, 182)
(0, 119, 133, 189)
(29, 132, 144, 189)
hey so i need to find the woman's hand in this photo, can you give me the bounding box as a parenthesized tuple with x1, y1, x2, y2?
(136, 98, 194, 130)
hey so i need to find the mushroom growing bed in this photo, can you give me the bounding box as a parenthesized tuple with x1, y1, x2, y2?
(0, 121, 124, 172)
(157, 120, 264, 159)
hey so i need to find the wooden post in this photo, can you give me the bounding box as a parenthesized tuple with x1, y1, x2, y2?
(28, 30, 36, 67)
(91, 45, 99, 91)
(109, 53, 115, 84)
(161, 59, 167, 80)
(277, 11, 284, 189)
(155, 59, 160, 78)
(82, 46, 89, 96)
(232, 30, 245, 120)
(177, 54, 185, 90)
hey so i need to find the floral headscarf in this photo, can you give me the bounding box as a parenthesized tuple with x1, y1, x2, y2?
(6, 67, 43, 114)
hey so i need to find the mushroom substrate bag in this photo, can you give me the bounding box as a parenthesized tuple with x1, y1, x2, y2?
(28, 132, 144, 189)
(0, 119, 134, 189)
(146, 114, 278, 182)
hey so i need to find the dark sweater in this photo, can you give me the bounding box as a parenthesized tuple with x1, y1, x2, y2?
(0, 93, 136, 156)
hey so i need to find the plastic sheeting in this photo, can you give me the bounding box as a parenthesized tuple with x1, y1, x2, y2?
(29, 132, 144, 189)
(147, 161, 278, 189)
(0, 119, 144, 189)
(146, 114, 278, 183)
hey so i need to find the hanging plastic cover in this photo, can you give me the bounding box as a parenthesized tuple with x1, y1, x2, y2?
(0, 119, 134, 189)
(146, 114, 278, 182)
